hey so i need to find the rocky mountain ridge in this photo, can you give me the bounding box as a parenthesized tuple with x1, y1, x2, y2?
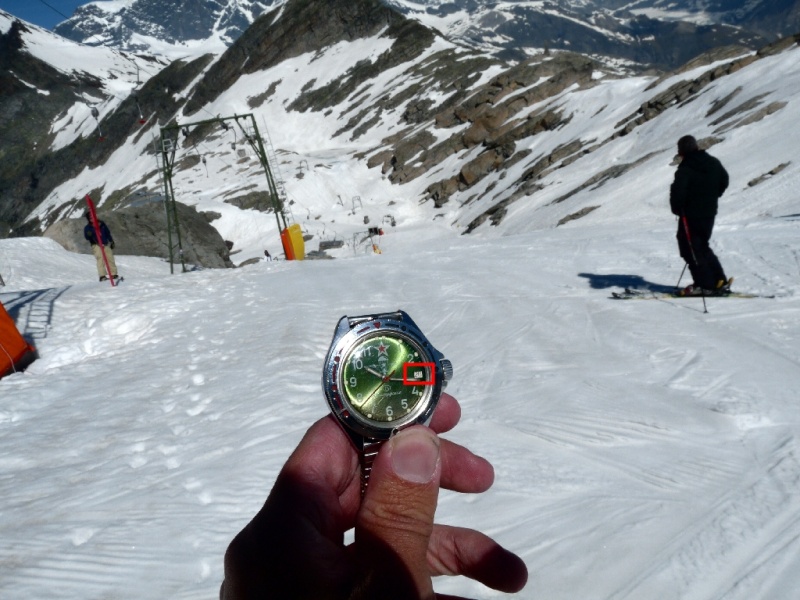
(1, 0, 799, 268)
(49, 0, 793, 69)
(386, 0, 778, 68)
(54, 0, 279, 52)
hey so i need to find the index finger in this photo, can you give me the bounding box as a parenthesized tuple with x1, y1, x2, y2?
(429, 392, 461, 434)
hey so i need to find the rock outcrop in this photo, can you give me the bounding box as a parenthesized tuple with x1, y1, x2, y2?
(44, 202, 234, 269)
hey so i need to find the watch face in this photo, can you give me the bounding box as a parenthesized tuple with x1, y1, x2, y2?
(323, 312, 449, 440)
(340, 332, 432, 424)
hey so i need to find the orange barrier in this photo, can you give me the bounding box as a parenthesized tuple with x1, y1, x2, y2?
(0, 302, 37, 379)
(280, 223, 305, 261)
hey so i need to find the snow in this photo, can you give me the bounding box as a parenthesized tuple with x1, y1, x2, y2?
(1, 12, 155, 85)
(84, 0, 136, 16)
(2, 198, 800, 599)
(3, 5, 800, 599)
(629, 8, 716, 27)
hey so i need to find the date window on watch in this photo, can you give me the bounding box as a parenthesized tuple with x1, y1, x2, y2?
(403, 362, 435, 385)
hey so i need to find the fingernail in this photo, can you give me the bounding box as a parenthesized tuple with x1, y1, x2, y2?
(391, 428, 440, 484)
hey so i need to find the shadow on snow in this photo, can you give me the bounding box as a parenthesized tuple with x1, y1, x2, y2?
(578, 273, 677, 294)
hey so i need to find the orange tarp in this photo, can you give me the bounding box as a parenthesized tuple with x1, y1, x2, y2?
(0, 301, 36, 379)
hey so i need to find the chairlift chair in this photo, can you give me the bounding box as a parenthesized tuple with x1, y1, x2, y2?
(90, 106, 105, 141)
(134, 95, 146, 124)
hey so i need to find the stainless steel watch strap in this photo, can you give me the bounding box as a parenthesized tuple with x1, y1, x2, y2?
(359, 438, 384, 496)
(347, 311, 404, 328)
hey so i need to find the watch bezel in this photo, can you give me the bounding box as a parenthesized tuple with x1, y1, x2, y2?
(323, 312, 445, 441)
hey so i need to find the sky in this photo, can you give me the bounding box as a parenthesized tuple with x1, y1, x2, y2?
(0, 0, 87, 29)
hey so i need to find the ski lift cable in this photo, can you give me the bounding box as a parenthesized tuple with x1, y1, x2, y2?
(195, 139, 236, 171)
(182, 131, 211, 177)
(223, 116, 288, 253)
(214, 118, 280, 257)
(168, 114, 307, 257)
(33, 0, 71, 25)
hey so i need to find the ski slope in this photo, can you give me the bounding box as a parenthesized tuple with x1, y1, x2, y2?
(1, 210, 799, 599)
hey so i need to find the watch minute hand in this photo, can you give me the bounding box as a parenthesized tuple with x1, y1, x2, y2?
(362, 369, 397, 404)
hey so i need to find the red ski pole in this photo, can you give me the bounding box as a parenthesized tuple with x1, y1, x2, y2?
(85, 195, 116, 287)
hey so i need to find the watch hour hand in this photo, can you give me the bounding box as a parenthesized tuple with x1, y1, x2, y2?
(365, 366, 385, 378)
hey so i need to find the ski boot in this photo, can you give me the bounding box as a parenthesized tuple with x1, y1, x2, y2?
(712, 277, 734, 296)
(678, 284, 703, 297)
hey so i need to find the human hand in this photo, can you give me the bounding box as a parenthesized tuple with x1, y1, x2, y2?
(220, 392, 528, 599)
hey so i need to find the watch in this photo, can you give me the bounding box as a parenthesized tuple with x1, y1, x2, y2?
(322, 310, 453, 496)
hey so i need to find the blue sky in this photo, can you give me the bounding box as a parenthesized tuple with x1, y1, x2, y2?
(0, 0, 87, 29)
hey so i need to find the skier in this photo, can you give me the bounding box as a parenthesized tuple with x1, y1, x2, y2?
(669, 135, 730, 296)
(84, 212, 120, 282)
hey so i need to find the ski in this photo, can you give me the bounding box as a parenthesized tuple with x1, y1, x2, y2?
(611, 288, 773, 300)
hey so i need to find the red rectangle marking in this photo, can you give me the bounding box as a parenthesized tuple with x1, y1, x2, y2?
(403, 362, 435, 385)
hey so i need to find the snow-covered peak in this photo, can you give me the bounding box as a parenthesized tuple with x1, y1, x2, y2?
(53, 0, 282, 54)
(1, 10, 162, 85)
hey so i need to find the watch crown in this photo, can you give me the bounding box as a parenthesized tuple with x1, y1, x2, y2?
(440, 359, 453, 383)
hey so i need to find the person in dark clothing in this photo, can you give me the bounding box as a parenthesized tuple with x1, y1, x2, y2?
(669, 135, 730, 295)
(84, 213, 120, 282)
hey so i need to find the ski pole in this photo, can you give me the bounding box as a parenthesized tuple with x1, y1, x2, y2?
(681, 215, 707, 313)
(85, 195, 116, 287)
(675, 263, 687, 290)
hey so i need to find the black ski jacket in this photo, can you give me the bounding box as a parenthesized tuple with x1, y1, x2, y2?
(84, 221, 114, 246)
(669, 150, 729, 218)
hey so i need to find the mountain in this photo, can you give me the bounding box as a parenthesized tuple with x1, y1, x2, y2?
(0, 15, 170, 236)
(53, 0, 280, 54)
(1, 0, 799, 267)
(386, 0, 800, 42)
(623, 0, 800, 39)
(384, 0, 779, 67)
(51, 0, 793, 69)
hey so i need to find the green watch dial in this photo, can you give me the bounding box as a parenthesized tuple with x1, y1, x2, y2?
(341, 333, 432, 423)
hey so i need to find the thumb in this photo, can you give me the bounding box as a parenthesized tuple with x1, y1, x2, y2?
(354, 426, 441, 599)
